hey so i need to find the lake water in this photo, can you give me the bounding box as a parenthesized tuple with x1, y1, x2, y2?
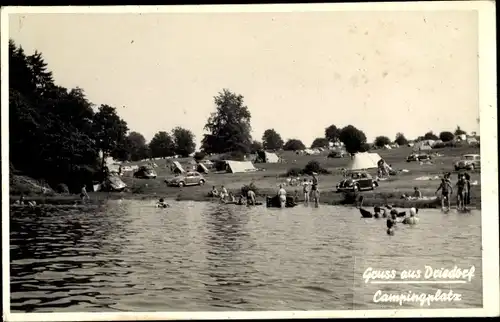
(10, 200, 482, 312)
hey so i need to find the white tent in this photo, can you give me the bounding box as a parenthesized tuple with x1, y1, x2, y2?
(197, 163, 209, 174)
(172, 161, 185, 173)
(412, 140, 434, 152)
(347, 152, 380, 170)
(264, 152, 280, 163)
(384, 144, 392, 150)
(224, 160, 257, 173)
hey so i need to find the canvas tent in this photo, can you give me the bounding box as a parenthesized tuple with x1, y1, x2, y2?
(224, 160, 257, 173)
(197, 163, 209, 174)
(347, 152, 381, 171)
(171, 161, 185, 174)
(412, 140, 433, 152)
(256, 151, 280, 163)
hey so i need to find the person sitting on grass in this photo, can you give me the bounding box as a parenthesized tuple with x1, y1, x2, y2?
(210, 186, 218, 198)
(219, 185, 228, 202)
(238, 194, 247, 206)
(227, 192, 236, 203)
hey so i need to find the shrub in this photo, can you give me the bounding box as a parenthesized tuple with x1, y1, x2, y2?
(286, 167, 303, 177)
(241, 182, 259, 197)
(193, 151, 206, 161)
(358, 143, 371, 152)
(55, 183, 69, 194)
(214, 160, 227, 172)
(303, 160, 330, 175)
(439, 131, 455, 142)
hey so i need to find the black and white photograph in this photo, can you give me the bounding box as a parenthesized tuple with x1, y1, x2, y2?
(2, 2, 498, 320)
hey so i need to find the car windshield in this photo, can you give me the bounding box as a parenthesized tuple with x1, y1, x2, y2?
(463, 155, 475, 160)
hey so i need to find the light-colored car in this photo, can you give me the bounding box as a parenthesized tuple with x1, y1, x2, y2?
(165, 171, 206, 187)
(454, 154, 481, 171)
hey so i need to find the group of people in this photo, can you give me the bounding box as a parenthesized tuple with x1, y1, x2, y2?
(210, 185, 257, 205)
(385, 207, 419, 235)
(435, 172, 471, 211)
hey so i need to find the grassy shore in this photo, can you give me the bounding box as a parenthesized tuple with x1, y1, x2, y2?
(9, 145, 482, 209)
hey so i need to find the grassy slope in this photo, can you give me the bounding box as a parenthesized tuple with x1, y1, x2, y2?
(11, 145, 481, 209)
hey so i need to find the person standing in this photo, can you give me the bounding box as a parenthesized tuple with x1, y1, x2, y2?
(303, 179, 311, 205)
(435, 178, 453, 211)
(455, 174, 467, 211)
(311, 172, 318, 189)
(278, 184, 287, 208)
(311, 184, 320, 207)
(247, 189, 256, 206)
(464, 172, 471, 209)
(80, 184, 90, 203)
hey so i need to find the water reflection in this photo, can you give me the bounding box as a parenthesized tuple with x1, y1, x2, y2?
(202, 204, 257, 309)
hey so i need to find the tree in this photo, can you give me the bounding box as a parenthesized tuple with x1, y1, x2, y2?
(338, 125, 367, 154)
(395, 132, 408, 146)
(262, 129, 284, 150)
(149, 131, 175, 158)
(325, 124, 340, 142)
(283, 139, 306, 151)
(311, 137, 329, 149)
(454, 126, 467, 136)
(423, 131, 439, 140)
(374, 136, 391, 148)
(201, 89, 252, 154)
(93, 104, 129, 168)
(126, 131, 149, 161)
(172, 127, 196, 157)
(250, 140, 263, 154)
(439, 131, 455, 142)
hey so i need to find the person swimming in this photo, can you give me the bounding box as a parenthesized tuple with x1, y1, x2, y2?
(156, 198, 170, 208)
(403, 207, 419, 225)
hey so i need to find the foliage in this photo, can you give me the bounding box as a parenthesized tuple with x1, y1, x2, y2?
(433, 141, 458, 149)
(55, 183, 70, 194)
(214, 160, 228, 172)
(286, 167, 303, 177)
(395, 132, 408, 146)
(250, 140, 263, 154)
(325, 124, 340, 142)
(439, 131, 455, 142)
(283, 139, 306, 151)
(125, 131, 149, 161)
(201, 89, 252, 154)
(172, 127, 196, 157)
(303, 160, 330, 175)
(193, 151, 206, 162)
(311, 137, 329, 149)
(358, 143, 372, 152)
(93, 104, 129, 162)
(241, 182, 259, 197)
(338, 125, 367, 154)
(454, 126, 467, 136)
(8, 39, 118, 192)
(423, 131, 439, 140)
(374, 136, 391, 148)
(149, 131, 175, 158)
(262, 129, 284, 150)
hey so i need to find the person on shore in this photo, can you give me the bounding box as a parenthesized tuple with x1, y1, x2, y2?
(156, 198, 170, 208)
(17, 193, 26, 205)
(435, 178, 453, 211)
(413, 187, 422, 199)
(293, 190, 299, 203)
(210, 186, 218, 198)
(464, 172, 471, 209)
(247, 189, 256, 206)
(238, 194, 246, 206)
(311, 184, 320, 207)
(312, 172, 318, 189)
(219, 185, 228, 202)
(455, 174, 468, 211)
(303, 179, 311, 205)
(227, 192, 236, 203)
(278, 184, 287, 208)
(80, 185, 90, 203)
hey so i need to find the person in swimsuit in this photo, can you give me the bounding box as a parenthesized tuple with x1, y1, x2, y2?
(80, 185, 90, 203)
(278, 184, 287, 208)
(413, 187, 422, 199)
(156, 198, 170, 208)
(219, 185, 228, 202)
(303, 179, 311, 205)
(456, 174, 467, 211)
(311, 184, 320, 207)
(247, 189, 256, 205)
(464, 172, 471, 208)
(210, 186, 218, 197)
(436, 178, 453, 211)
(312, 173, 318, 189)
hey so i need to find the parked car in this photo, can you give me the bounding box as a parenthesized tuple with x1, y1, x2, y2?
(133, 165, 157, 179)
(336, 171, 379, 192)
(165, 171, 206, 187)
(328, 151, 346, 158)
(454, 154, 481, 171)
(406, 153, 432, 162)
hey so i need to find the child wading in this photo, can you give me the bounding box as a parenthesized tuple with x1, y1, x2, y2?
(80, 185, 90, 203)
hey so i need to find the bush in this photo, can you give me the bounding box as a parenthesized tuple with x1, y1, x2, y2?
(303, 160, 331, 175)
(241, 182, 259, 197)
(220, 151, 246, 161)
(433, 141, 457, 149)
(286, 167, 303, 177)
(193, 151, 206, 161)
(439, 131, 455, 142)
(55, 183, 69, 194)
(358, 143, 371, 152)
(214, 160, 227, 172)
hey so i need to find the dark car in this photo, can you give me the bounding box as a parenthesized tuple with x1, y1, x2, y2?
(133, 165, 157, 179)
(406, 153, 432, 162)
(336, 171, 379, 192)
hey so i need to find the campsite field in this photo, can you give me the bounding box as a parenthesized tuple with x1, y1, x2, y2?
(10, 145, 481, 208)
(113, 145, 481, 208)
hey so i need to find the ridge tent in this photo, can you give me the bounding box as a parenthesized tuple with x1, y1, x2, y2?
(256, 151, 281, 163)
(224, 160, 257, 173)
(197, 163, 209, 174)
(412, 140, 433, 152)
(347, 152, 380, 171)
(172, 161, 185, 174)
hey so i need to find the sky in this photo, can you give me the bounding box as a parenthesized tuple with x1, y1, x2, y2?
(8, 9, 480, 149)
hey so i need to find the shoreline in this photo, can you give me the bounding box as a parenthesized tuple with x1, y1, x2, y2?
(9, 188, 481, 210)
